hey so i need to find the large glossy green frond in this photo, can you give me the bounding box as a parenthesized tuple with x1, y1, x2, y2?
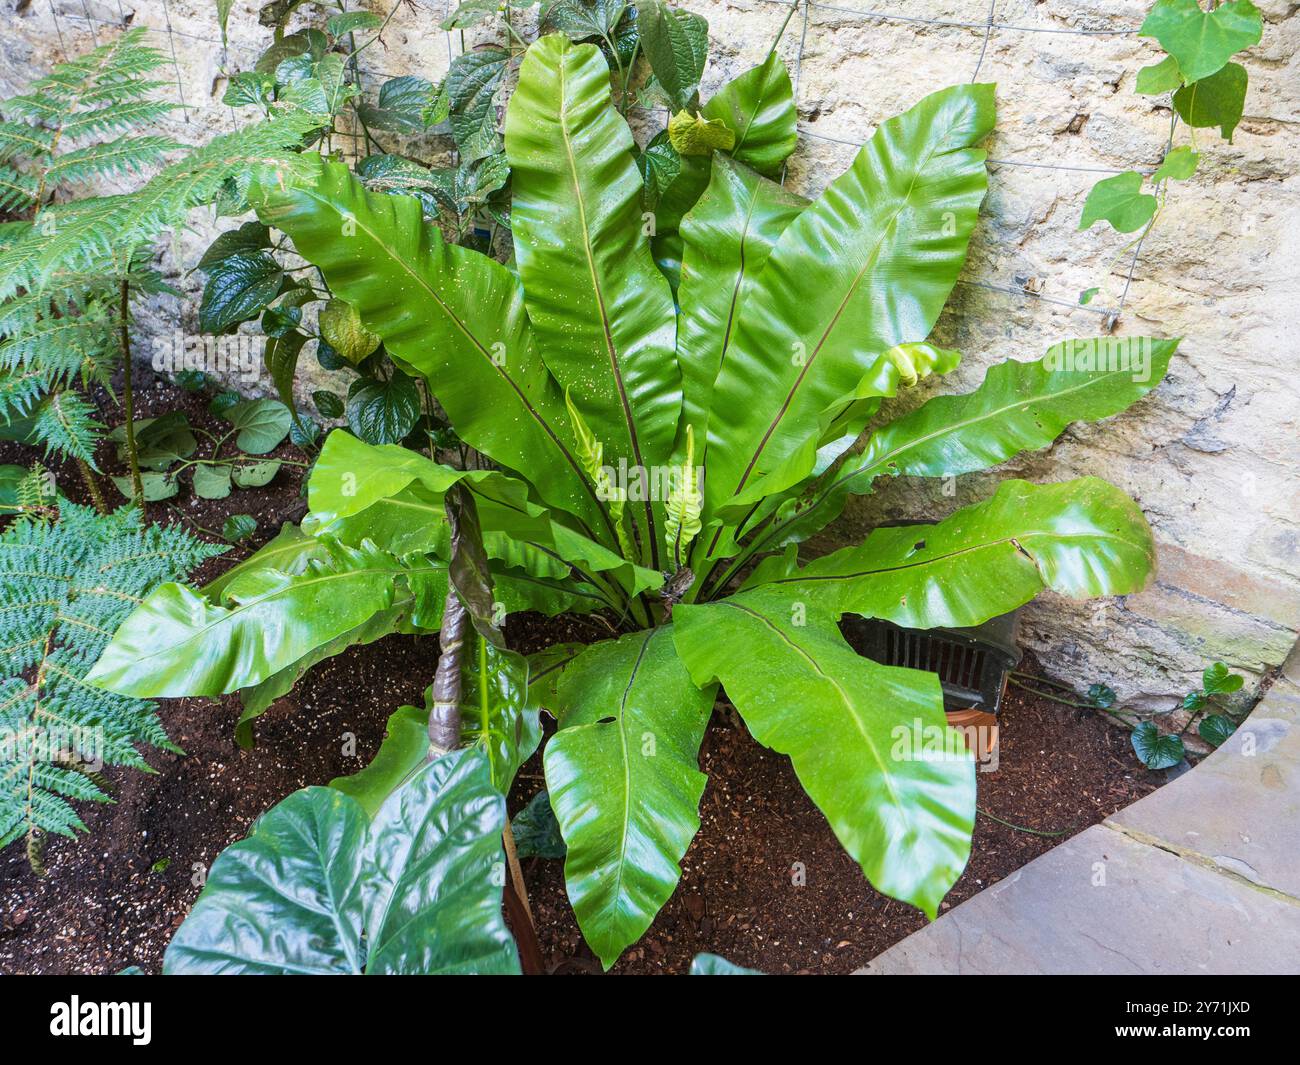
(676, 154, 806, 446)
(672, 599, 973, 918)
(86, 539, 445, 698)
(253, 158, 616, 545)
(542, 626, 715, 969)
(506, 34, 682, 569)
(704, 83, 995, 517)
(746, 337, 1176, 559)
(742, 477, 1157, 629)
(305, 430, 662, 599)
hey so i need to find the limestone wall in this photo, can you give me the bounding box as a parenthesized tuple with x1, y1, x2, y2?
(2, 0, 1297, 713)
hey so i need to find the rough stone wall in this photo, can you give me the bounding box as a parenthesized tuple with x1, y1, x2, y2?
(2, 0, 1297, 713)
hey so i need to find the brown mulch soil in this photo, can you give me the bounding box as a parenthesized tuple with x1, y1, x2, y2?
(0, 371, 1163, 975)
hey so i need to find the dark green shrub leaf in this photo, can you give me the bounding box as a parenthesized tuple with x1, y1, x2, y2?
(174, 369, 207, 391)
(290, 417, 321, 447)
(313, 389, 345, 418)
(541, 0, 638, 65)
(264, 331, 307, 427)
(346, 372, 421, 445)
(254, 32, 311, 76)
(637, 132, 682, 208)
(357, 75, 437, 133)
(1131, 721, 1185, 770)
(222, 513, 258, 542)
(447, 48, 510, 162)
(198, 222, 272, 270)
(1182, 689, 1208, 711)
(1198, 713, 1236, 747)
(261, 291, 311, 338)
(315, 339, 348, 371)
(637, 0, 709, 111)
(199, 251, 284, 334)
(511, 789, 566, 859)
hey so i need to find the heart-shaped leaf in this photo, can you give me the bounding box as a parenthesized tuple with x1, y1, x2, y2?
(1079, 171, 1157, 233)
(192, 463, 233, 499)
(231, 459, 281, 488)
(223, 398, 292, 454)
(1131, 721, 1185, 770)
(1173, 62, 1248, 141)
(199, 251, 284, 334)
(1140, 0, 1261, 84)
(1198, 714, 1236, 746)
(346, 372, 421, 445)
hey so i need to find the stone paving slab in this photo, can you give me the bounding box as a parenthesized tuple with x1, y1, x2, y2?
(859, 665, 1300, 975)
(1107, 677, 1300, 899)
(859, 824, 1300, 975)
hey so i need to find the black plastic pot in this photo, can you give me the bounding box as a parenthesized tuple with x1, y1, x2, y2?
(840, 611, 1022, 715)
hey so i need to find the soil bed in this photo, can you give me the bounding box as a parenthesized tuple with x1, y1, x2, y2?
(0, 370, 1162, 975)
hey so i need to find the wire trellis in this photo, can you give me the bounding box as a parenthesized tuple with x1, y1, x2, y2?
(34, 0, 1164, 325)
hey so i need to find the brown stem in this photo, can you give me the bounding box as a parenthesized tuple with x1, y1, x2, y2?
(502, 821, 545, 975)
(75, 457, 106, 514)
(118, 278, 144, 512)
(502, 821, 533, 926)
(427, 588, 467, 755)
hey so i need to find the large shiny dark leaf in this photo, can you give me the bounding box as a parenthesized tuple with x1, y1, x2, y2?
(164, 748, 519, 974)
(87, 540, 445, 697)
(676, 155, 806, 444)
(745, 339, 1176, 562)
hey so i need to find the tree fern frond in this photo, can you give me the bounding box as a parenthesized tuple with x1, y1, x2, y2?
(0, 496, 224, 856)
(78, 77, 175, 108)
(43, 134, 180, 188)
(0, 164, 38, 213)
(59, 100, 178, 142)
(0, 121, 54, 164)
(0, 114, 321, 295)
(0, 365, 48, 418)
(1, 308, 116, 373)
(29, 391, 103, 466)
